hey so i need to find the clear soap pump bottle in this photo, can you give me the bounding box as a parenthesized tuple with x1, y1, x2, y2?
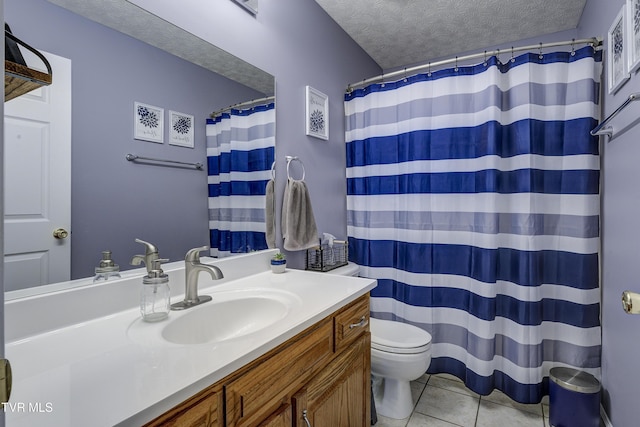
(93, 250, 121, 282)
(141, 258, 171, 322)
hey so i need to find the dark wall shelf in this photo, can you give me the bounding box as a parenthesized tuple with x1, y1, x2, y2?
(5, 59, 52, 101)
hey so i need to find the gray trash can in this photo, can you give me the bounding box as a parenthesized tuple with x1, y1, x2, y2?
(549, 367, 600, 427)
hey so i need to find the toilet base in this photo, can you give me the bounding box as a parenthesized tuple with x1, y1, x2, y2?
(372, 375, 415, 420)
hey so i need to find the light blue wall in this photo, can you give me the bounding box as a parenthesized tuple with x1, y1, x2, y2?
(6, 0, 267, 279)
(578, 1, 639, 426)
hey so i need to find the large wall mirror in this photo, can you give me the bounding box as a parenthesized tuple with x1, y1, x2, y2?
(4, 0, 276, 298)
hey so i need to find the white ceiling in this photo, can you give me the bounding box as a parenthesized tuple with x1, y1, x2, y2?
(46, 0, 275, 96)
(314, 0, 588, 71)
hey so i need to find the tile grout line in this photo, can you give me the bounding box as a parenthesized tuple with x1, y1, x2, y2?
(474, 393, 482, 427)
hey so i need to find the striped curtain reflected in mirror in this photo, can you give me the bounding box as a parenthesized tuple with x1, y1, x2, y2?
(207, 102, 275, 257)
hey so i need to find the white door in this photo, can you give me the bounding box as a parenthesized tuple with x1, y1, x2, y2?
(3, 52, 71, 292)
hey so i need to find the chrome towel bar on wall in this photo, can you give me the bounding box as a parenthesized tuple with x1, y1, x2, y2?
(590, 92, 640, 138)
(125, 154, 204, 170)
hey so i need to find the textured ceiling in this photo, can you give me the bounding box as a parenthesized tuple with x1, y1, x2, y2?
(46, 0, 275, 96)
(314, 0, 587, 71)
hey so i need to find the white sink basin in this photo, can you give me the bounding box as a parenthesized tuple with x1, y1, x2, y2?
(128, 288, 301, 346)
(163, 296, 288, 345)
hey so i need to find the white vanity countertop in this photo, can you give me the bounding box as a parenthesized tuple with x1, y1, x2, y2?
(5, 258, 376, 427)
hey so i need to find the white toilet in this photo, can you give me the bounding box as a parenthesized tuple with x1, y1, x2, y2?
(329, 262, 433, 420)
(369, 317, 432, 419)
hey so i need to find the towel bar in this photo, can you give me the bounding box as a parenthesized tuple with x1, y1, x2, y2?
(126, 154, 203, 170)
(590, 92, 640, 138)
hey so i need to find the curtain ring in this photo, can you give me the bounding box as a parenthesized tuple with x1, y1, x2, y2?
(427, 62, 432, 77)
(403, 67, 408, 82)
(483, 50, 488, 67)
(539, 42, 544, 60)
(510, 46, 515, 63)
(571, 38, 576, 56)
(381, 72, 385, 88)
(496, 48, 501, 65)
(454, 56, 458, 72)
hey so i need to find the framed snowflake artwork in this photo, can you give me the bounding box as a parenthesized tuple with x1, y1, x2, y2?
(168, 110, 195, 148)
(305, 86, 329, 140)
(134, 102, 164, 143)
(608, 5, 630, 94)
(627, 0, 640, 73)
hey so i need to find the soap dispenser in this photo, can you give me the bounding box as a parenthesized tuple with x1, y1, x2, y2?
(141, 258, 171, 322)
(93, 250, 121, 282)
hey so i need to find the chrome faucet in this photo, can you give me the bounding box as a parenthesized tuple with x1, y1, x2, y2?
(130, 238, 160, 273)
(171, 246, 223, 310)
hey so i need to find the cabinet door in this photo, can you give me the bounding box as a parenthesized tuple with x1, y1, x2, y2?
(143, 386, 222, 427)
(225, 319, 333, 427)
(257, 403, 292, 427)
(293, 333, 370, 427)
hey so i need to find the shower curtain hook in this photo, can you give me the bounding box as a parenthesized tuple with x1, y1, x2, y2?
(403, 67, 408, 82)
(511, 46, 515, 63)
(483, 50, 488, 67)
(571, 38, 576, 56)
(454, 56, 458, 72)
(381, 72, 385, 87)
(427, 62, 432, 77)
(539, 42, 544, 59)
(496, 48, 501, 65)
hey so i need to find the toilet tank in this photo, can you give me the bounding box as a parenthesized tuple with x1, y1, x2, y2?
(326, 262, 359, 276)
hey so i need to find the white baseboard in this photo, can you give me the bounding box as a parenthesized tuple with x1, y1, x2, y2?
(601, 404, 613, 427)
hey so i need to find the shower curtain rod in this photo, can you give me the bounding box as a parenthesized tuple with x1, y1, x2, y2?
(346, 37, 602, 92)
(210, 95, 275, 118)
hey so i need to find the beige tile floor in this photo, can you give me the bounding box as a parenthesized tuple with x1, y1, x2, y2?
(374, 373, 555, 427)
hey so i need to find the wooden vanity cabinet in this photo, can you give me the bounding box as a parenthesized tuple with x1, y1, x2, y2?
(144, 385, 223, 427)
(292, 334, 370, 427)
(144, 294, 370, 427)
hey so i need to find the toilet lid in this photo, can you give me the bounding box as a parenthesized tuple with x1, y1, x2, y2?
(370, 317, 432, 354)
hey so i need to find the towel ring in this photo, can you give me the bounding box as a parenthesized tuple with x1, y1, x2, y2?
(285, 155, 305, 181)
(270, 161, 276, 180)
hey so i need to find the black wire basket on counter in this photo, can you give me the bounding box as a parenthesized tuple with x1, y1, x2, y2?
(305, 240, 348, 272)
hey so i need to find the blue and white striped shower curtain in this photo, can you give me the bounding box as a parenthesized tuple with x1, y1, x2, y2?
(207, 102, 275, 257)
(345, 46, 602, 403)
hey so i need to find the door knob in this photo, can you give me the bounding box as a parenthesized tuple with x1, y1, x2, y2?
(53, 228, 69, 239)
(0, 359, 11, 404)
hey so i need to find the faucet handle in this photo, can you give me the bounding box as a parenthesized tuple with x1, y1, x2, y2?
(131, 239, 161, 273)
(185, 246, 210, 263)
(134, 238, 158, 255)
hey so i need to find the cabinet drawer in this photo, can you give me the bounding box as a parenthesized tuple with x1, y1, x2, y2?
(334, 294, 370, 352)
(225, 318, 333, 426)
